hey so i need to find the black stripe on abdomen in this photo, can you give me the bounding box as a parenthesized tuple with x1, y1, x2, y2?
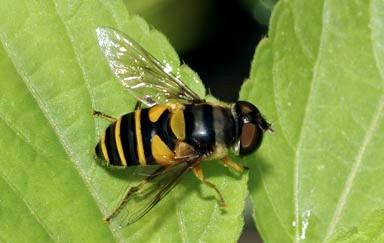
(201, 104, 215, 145)
(106, 124, 121, 166)
(184, 104, 215, 153)
(95, 141, 103, 161)
(140, 109, 156, 165)
(120, 113, 140, 166)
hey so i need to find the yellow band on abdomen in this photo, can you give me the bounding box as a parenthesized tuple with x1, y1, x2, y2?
(134, 110, 146, 165)
(114, 118, 127, 166)
(101, 133, 110, 164)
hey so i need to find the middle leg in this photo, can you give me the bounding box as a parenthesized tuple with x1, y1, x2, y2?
(192, 164, 226, 207)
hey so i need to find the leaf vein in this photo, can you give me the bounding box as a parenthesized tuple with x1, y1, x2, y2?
(0, 171, 56, 242)
(323, 1, 384, 240)
(50, 1, 121, 240)
(254, 162, 293, 240)
(323, 96, 384, 242)
(0, 13, 114, 241)
(292, 0, 328, 241)
(369, 0, 384, 85)
(0, 110, 50, 158)
(174, 194, 188, 243)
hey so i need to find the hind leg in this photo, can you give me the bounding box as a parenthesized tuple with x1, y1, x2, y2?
(92, 110, 117, 122)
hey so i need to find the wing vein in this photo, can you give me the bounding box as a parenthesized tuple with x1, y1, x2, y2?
(96, 27, 203, 107)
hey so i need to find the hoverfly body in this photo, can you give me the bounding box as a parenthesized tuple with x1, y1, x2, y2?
(94, 27, 272, 226)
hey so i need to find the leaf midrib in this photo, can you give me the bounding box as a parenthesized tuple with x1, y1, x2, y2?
(290, 0, 327, 242)
(291, 1, 384, 242)
(50, 1, 127, 241)
(247, 41, 294, 240)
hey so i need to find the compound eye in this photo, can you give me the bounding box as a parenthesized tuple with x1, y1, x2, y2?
(240, 123, 263, 155)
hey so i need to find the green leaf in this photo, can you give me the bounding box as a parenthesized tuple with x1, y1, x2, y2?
(0, 0, 247, 242)
(242, 0, 384, 242)
(328, 209, 384, 243)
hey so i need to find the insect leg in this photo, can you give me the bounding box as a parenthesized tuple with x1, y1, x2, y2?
(104, 184, 140, 224)
(220, 157, 249, 173)
(104, 166, 165, 223)
(92, 110, 117, 122)
(192, 164, 227, 207)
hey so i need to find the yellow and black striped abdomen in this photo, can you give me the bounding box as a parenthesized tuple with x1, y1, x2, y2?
(95, 105, 181, 167)
(95, 103, 237, 167)
(95, 111, 138, 167)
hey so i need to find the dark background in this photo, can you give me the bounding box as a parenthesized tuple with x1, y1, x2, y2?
(181, 2, 267, 103)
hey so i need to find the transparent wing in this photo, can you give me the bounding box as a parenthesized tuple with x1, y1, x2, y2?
(96, 27, 203, 107)
(109, 159, 200, 226)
